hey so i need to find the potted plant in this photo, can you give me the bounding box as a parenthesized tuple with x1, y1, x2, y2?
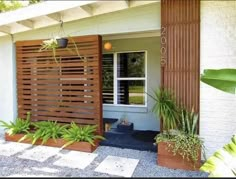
(0, 112, 105, 153)
(148, 88, 204, 170)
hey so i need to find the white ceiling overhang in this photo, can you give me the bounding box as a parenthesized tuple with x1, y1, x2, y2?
(0, 0, 159, 36)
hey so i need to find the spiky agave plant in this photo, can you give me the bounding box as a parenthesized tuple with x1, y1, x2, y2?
(61, 122, 105, 148)
(0, 112, 31, 135)
(180, 108, 199, 135)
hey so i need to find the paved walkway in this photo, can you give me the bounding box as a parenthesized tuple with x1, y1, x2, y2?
(0, 135, 208, 177)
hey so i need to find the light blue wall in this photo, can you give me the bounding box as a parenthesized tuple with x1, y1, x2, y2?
(102, 37, 160, 131)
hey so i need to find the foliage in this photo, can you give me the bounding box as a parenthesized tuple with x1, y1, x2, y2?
(39, 38, 59, 63)
(61, 122, 105, 148)
(200, 135, 236, 177)
(0, 0, 23, 13)
(0, 112, 31, 135)
(39, 35, 85, 63)
(148, 88, 180, 131)
(200, 68, 236, 94)
(29, 0, 42, 5)
(155, 131, 204, 168)
(201, 68, 236, 176)
(22, 121, 68, 145)
(149, 87, 204, 167)
(180, 108, 199, 135)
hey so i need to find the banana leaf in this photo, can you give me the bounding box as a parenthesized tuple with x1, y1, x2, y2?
(200, 69, 236, 94)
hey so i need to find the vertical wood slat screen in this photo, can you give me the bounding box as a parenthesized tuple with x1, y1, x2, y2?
(16, 35, 103, 135)
(161, 0, 200, 113)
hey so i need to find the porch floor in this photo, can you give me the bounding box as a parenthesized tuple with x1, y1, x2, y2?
(100, 129, 159, 152)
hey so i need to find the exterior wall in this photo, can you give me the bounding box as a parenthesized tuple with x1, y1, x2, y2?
(0, 3, 161, 131)
(0, 36, 17, 133)
(200, 1, 236, 158)
(102, 37, 160, 131)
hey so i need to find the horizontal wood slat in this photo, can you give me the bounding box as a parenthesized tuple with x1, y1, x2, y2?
(16, 35, 103, 135)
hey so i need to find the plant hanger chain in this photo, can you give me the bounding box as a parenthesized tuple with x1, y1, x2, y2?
(58, 19, 66, 38)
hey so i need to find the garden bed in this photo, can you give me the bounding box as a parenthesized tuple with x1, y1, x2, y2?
(157, 142, 201, 171)
(5, 133, 98, 153)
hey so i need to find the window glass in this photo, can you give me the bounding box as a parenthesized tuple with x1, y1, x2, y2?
(117, 52, 145, 78)
(117, 80, 145, 105)
(102, 54, 114, 104)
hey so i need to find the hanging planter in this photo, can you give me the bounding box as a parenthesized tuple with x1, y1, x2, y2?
(39, 20, 82, 63)
(56, 37, 68, 48)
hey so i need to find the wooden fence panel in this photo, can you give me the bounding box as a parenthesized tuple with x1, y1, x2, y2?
(16, 35, 103, 135)
(161, 0, 200, 111)
(161, 0, 200, 131)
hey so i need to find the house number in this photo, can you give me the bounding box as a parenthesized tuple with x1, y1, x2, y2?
(160, 26, 167, 66)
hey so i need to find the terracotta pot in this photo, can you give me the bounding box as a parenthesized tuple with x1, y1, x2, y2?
(157, 141, 201, 171)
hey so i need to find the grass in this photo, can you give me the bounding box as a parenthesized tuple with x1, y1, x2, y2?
(129, 86, 144, 93)
(129, 96, 144, 104)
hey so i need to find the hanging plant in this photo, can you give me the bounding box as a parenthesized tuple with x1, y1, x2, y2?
(38, 20, 68, 63)
(39, 20, 86, 63)
(39, 37, 60, 63)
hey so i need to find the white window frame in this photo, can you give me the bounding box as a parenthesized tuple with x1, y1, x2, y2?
(103, 50, 147, 107)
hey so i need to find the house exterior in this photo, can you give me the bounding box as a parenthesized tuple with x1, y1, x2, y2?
(0, 0, 235, 158)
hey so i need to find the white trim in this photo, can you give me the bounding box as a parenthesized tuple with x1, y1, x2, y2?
(0, 1, 159, 36)
(102, 30, 161, 40)
(114, 53, 118, 105)
(117, 78, 145, 80)
(102, 50, 147, 107)
(103, 104, 147, 108)
(0, 1, 96, 27)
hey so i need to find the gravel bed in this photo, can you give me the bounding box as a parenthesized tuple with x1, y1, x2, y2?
(0, 134, 209, 177)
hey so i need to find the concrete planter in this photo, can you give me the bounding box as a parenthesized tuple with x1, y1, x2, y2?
(5, 133, 98, 153)
(157, 142, 201, 171)
(117, 122, 133, 132)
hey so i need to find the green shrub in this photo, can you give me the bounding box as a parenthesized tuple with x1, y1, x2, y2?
(148, 88, 180, 131)
(0, 112, 31, 135)
(22, 120, 68, 145)
(61, 122, 105, 148)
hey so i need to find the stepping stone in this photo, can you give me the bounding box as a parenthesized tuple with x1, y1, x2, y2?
(53, 151, 97, 169)
(8, 174, 52, 177)
(31, 167, 59, 173)
(0, 142, 31, 157)
(95, 155, 139, 177)
(18, 145, 60, 162)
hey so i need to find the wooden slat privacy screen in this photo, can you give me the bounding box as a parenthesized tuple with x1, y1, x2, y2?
(161, 0, 200, 114)
(16, 35, 103, 135)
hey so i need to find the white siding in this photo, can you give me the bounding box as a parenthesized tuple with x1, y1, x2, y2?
(200, 1, 236, 158)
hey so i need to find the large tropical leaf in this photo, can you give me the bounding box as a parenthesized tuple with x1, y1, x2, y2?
(200, 135, 236, 177)
(200, 69, 236, 94)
